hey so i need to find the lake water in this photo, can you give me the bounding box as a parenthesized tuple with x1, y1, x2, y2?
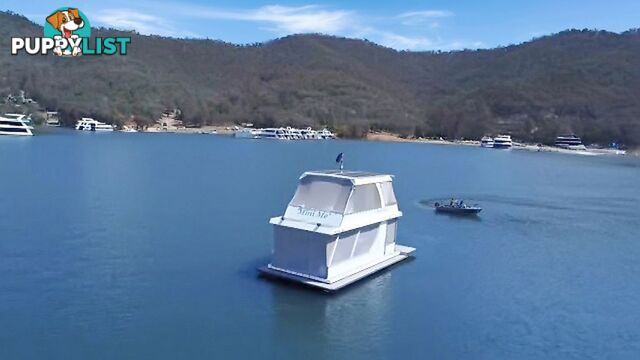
(1, 129, 640, 359)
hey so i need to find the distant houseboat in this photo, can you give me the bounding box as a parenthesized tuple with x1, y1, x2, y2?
(0, 113, 33, 136)
(75, 118, 114, 132)
(555, 135, 586, 150)
(46, 111, 60, 126)
(480, 136, 494, 148)
(493, 135, 512, 149)
(234, 127, 261, 139)
(234, 126, 335, 140)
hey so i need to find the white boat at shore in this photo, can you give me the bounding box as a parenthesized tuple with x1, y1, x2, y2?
(234, 126, 335, 140)
(555, 135, 586, 150)
(234, 127, 261, 138)
(75, 118, 114, 132)
(260, 128, 290, 139)
(480, 136, 494, 148)
(46, 111, 61, 127)
(493, 135, 512, 149)
(318, 128, 336, 139)
(301, 127, 320, 139)
(0, 113, 33, 136)
(120, 126, 138, 133)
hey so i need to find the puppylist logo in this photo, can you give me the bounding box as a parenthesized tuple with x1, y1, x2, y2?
(11, 7, 131, 57)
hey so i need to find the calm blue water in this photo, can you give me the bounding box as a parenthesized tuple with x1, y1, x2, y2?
(1, 129, 640, 359)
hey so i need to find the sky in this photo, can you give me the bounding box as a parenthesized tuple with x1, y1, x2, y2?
(3, 0, 639, 51)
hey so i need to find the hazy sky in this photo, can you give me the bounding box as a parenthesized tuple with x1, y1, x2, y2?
(4, 0, 639, 50)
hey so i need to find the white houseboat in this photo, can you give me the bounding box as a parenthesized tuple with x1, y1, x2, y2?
(46, 111, 61, 126)
(318, 128, 336, 139)
(75, 117, 114, 131)
(234, 127, 261, 139)
(555, 135, 586, 150)
(301, 127, 320, 139)
(0, 113, 33, 136)
(260, 128, 289, 139)
(260, 170, 415, 291)
(493, 134, 512, 149)
(480, 136, 494, 148)
(234, 126, 335, 140)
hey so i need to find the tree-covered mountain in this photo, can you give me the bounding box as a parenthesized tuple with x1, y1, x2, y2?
(1, 11, 639, 145)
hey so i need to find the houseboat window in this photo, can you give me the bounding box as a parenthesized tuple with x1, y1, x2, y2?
(289, 176, 351, 213)
(385, 219, 397, 245)
(345, 183, 381, 214)
(380, 182, 397, 206)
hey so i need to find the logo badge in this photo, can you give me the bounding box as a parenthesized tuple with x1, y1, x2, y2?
(11, 7, 131, 57)
(44, 7, 91, 56)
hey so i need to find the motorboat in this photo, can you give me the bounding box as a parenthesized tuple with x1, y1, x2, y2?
(260, 169, 415, 291)
(0, 113, 33, 136)
(434, 200, 482, 215)
(75, 117, 114, 131)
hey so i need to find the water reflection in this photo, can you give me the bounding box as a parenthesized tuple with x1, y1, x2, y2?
(266, 264, 403, 358)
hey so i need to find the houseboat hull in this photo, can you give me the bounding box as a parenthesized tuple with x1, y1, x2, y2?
(259, 245, 415, 292)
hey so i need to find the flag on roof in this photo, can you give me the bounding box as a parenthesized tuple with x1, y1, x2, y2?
(336, 152, 344, 170)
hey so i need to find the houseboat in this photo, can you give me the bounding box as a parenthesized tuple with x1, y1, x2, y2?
(260, 128, 289, 139)
(234, 127, 261, 139)
(0, 113, 33, 136)
(555, 135, 586, 150)
(301, 127, 320, 139)
(46, 111, 60, 126)
(234, 126, 335, 140)
(260, 170, 415, 291)
(318, 128, 336, 139)
(75, 118, 114, 131)
(493, 135, 512, 149)
(480, 136, 494, 148)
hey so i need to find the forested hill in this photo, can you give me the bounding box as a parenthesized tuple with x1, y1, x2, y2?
(1, 11, 639, 145)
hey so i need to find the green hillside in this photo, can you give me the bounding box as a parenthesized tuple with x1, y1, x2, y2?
(1, 11, 639, 145)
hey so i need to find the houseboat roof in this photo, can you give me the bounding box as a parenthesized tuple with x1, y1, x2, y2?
(301, 170, 393, 185)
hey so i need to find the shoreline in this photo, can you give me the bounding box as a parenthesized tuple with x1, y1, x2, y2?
(89, 126, 637, 157)
(366, 131, 634, 157)
(142, 125, 235, 135)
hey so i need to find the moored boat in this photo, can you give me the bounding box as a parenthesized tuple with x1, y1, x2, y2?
(555, 135, 586, 150)
(480, 136, 494, 148)
(234, 126, 335, 140)
(0, 113, 34, 136)
(75, 117, 114, 131)
(493, 135, 512, 149)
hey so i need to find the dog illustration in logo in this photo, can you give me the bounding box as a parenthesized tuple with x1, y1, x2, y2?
(46, 8, 85, 56)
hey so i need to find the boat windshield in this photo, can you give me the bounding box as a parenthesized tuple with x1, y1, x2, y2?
(289, 175, 351, 213)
